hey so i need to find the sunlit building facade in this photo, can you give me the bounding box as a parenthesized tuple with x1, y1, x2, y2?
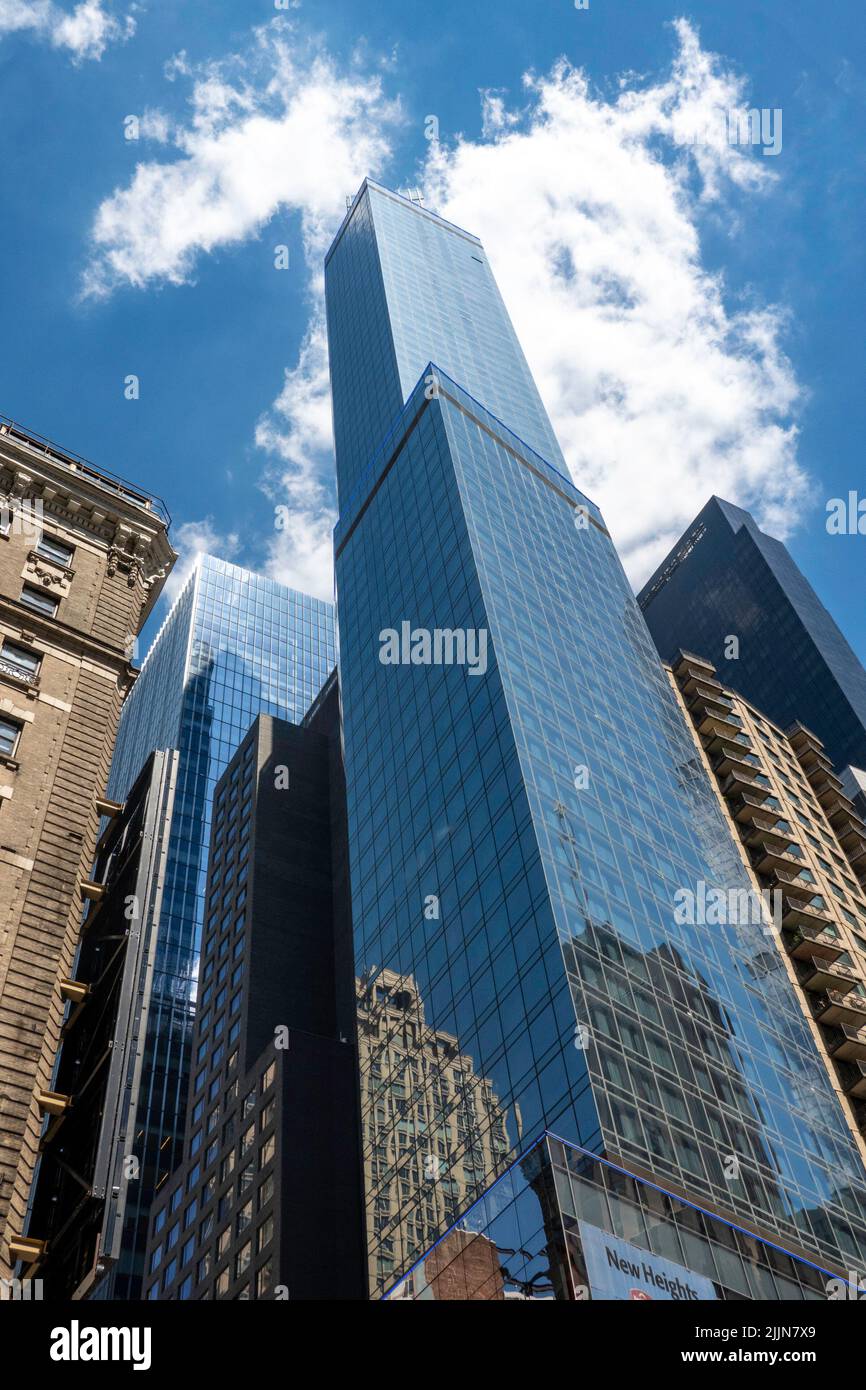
(92, 555, 335, 1296)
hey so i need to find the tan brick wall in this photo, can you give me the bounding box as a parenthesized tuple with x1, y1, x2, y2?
(0, 433, 173, 1278)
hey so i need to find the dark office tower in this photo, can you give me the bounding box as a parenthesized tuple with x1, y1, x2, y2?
(638, 496, 866, 775)
(23, 751, 179, 1299)
(325, 180, 866, 1300)
(91, 555, 335, 1298)
(143, 684, 364, 1302)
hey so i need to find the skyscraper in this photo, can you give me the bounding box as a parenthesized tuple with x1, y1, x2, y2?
(638, 496, 866, 775)
(667, 650, 866, 1165)
(325, 180, 866, 1298)
(143, 689, 364, 1302)
(90, 554, 335, 1296)
(0, 418, 174, 1282)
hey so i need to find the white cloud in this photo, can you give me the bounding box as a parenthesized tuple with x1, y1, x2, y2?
(83, 19, 400, 599)
(0, 0, 135, 61)
(83, 17, 807, 600)
(422, 18, 806, 584)
(256, 314, 337, 601)
(82, 20, 400, 297)
(162, 517, 241, 606)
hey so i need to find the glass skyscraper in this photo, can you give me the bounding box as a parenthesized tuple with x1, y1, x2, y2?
(96, 554, 335, 1296)
(325, 180, 866, 1299)
(638, 496, 866, 776)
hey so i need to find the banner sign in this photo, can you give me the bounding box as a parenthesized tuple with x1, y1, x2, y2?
(578, 1220, 718, 1301)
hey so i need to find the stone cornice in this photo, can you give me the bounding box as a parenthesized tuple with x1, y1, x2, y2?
(0, 426, 176, 624)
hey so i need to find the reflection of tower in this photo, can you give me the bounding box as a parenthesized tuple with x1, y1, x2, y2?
(356, 970, 519, 1293)
(326, 178, 866, 1295)
(88, 555, 335, 1298)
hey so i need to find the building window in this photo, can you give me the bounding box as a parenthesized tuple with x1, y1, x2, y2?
(217, 1226, 231, 1257)
(36, 533, 74, 568)
(0, 715, 23, 759)
(197, 1253, 212, 1285)
(237, 1200, 252, 1235)
(258, 1174, 274, 1210)
(178, 1274, 194, 1300)
(19, 584, 58, 617)
(260, 1135, 275, 1169)
(241, 1123, 255, 1156)
(260, 1098, 275, 1132)
(256, 1216, 273, 1254)
(235, 1242, 251, 1279)
(261, 1061, 275, 1093)
(255, 1260, 273, 1298)
(0, 641, 40, 681)
(215, 1268, 230, 1298)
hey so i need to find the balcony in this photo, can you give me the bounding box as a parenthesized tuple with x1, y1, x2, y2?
(731, 793, 781, 827)
(826, 796, 863, 831)
(712, 743, 761, 779)
(787, 723, 827, 758)
(844, 838, 866, 876)
(785, 923, 844, 963)
(674, 653, 721, 694)
(716, 766, 771, 803)
(829, 1025, 866, 1062)
(844, 1060, 866, 1100)
(814, 990, 866, 1027)
(742, 817, 795, 851)
(766, 865, 819, 901)
(751, 840, 804, 877)
(814, 779, 850, 811)
(801, 956, 859, 994)
(780, 896, 834, 931)
(0, 655, 38, 688)
(835, 817, 866, 853)
(686, 686, 735, 723)
(695, 709, 744, 743)
(796, 744, 836, 778)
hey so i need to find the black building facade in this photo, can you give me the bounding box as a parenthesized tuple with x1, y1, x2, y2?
(638, 496, 866, 775)
(24, 749, 179, 1300)
(143, 677, 364, 1300)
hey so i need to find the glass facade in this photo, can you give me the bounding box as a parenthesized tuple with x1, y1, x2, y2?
(97, 554, 335, 1296)
(387, 1132, 852, 1302)
(638, 496, 866, 776)
(326, 180, 866, 1298)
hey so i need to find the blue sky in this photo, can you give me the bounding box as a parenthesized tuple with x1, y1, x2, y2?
(0, 0, 863, 662)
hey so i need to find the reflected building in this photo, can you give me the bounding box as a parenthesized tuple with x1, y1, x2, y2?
(390, 1131, 851, 1301)
(325, 179, 866, 1297)
(87, 554, 335, 1297)
(357, 969, 518, 1283)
